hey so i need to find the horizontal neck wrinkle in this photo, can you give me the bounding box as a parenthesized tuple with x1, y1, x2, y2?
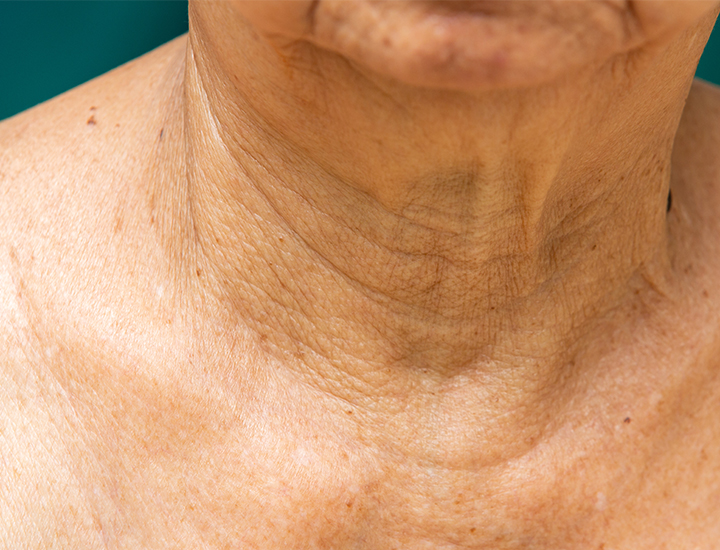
(180, 28, 684, 389)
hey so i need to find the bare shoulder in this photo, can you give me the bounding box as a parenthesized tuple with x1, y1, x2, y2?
(0, 36, 187, 549)
(676, 79, 720, 178)
(672, 79, 720, 240)
(0, 32, 188, 362)
(0, 34, 187, 348)
(0, 34, 186, 222)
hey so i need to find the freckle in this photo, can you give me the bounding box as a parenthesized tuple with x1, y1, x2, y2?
(703, 290, 709, 298)
(346, 501, 353, 508)
(470, 527, 476, 534)
(623, 417, 631, 424)
(196, 268, 202, 277)
(345, 410, 353, 415)
(90, 106, 96, 111)
(87, 115, 96, 126)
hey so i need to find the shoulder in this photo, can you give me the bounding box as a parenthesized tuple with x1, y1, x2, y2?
(0, 36, 188, 548)
(677, 78, 720, 166)
(0, 33, 186, 241)
(0, 34, 186, 224)
(672, 79, 720, 235)
(0, 33, 188, 371)
(685, 78, 720, 114)
(0, 34, 187, 353)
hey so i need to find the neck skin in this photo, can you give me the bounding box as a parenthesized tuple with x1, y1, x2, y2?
(169, 4, 710, 435)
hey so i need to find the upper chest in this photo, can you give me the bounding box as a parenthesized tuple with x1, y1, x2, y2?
(3, 343, 720, 550)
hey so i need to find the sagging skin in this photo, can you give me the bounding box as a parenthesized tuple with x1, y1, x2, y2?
(2, 1, 720, 548)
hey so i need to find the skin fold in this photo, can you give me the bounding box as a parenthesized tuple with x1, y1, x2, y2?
(2, 1, 720, 548)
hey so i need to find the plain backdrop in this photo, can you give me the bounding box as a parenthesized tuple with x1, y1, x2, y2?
(0, 1, 719, 122)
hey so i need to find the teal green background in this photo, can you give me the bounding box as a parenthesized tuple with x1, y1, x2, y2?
(0, 1, 188, 121)
(1, 2, 719, 122)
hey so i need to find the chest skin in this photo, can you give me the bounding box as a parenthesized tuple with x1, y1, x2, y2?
(3, 36, 720, 549)
(3, 321, 720, 550)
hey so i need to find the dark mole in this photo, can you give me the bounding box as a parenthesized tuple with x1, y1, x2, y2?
(666, 189, 672, 212)
(159, 128, 164, 139)
(470, 528, 476, 534)
(623, 417, 631, 424)
(87, 115, 96, 126)
(345, 410, 353, 414)
(196, 268, 202, 277)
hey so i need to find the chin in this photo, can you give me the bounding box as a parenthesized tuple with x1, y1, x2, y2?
(305, 0, 630, 91)
(229, 0, 720, 92)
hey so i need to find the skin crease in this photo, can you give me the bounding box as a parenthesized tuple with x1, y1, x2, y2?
(4, 0, 720, 548)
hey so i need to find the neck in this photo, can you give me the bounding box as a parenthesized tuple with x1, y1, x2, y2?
(175, 5, 704, 401)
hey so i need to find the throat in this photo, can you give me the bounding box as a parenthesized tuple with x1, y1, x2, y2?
(181, 35, 677, 392)
(191, 149, 670, 396)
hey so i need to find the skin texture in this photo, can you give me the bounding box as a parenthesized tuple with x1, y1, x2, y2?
(2, 1, 720, 548)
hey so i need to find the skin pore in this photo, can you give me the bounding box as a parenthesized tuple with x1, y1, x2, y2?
(3, 1, 720, 548)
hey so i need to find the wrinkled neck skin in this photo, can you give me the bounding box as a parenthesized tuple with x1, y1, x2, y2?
(168, 4, 713, 459)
